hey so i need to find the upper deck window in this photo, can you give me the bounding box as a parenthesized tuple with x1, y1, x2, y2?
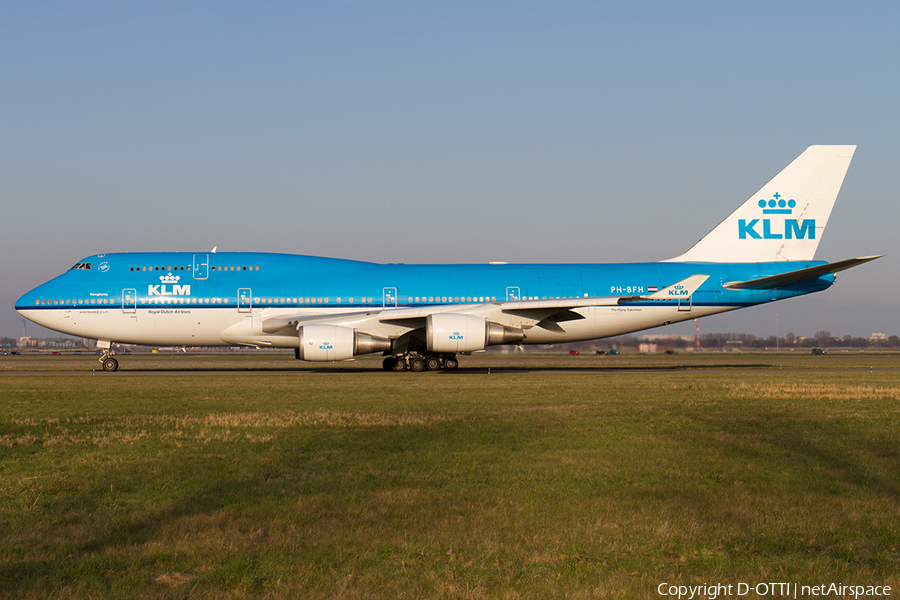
(69, 262, 92, 271)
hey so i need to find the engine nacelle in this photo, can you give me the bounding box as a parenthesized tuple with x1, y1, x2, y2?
(426, 313, 524, 353)
(297, 324, 390, 361)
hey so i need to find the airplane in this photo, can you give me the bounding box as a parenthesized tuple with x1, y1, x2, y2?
(15, 145, 880, 373)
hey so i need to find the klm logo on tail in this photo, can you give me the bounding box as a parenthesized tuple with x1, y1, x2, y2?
(738, 193, 815, 240)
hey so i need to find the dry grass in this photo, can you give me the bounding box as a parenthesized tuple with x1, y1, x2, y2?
(724, 381, 900, 400)
(1, 411, 453, 449)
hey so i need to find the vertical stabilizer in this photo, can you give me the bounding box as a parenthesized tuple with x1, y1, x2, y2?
(666, 145, 856, 262)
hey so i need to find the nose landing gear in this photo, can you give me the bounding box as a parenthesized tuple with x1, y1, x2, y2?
(99, 349, 119, 372)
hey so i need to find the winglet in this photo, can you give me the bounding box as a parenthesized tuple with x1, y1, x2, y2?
(619, 274, 709, 303)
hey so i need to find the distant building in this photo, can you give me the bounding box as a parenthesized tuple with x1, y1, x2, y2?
(870, 332, 887, 342)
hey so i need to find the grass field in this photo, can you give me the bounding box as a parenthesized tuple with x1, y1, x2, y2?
(2, 353, 899, 598)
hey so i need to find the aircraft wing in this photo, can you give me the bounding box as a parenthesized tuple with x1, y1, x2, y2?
(259, 274, 711, 337)
(261, 310, 378, 334)
(723, 256, 882, 290)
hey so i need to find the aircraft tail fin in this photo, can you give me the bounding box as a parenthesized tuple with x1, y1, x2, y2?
(666, 145, 856, 263)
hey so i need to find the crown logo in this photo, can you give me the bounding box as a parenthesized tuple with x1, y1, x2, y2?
(758, 192, 795, 215)
(160, 273, 180, 283)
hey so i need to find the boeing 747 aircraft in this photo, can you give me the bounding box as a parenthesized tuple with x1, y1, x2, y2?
(16, 145, 879, 372)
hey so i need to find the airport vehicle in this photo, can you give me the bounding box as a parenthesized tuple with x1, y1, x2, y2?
(16, 146, 879, 372)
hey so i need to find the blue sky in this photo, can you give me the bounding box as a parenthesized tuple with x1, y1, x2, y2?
(2, 1, 897, 340)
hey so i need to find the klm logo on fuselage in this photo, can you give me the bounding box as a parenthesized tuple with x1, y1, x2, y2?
(668, 285, 690, 297)
(738, 193, 815, 240)
(148, 273, 191, 296)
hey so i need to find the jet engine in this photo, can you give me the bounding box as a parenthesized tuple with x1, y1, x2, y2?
(426, 313, 524, 353)
(297, 324, 391, 361)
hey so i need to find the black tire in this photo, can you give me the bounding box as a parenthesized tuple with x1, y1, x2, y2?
(444, 357, 459, 371)
(425, 357, 442, 371)
(409, 357, 426, 372)
(391, 358, 408, 372)
(382, 357, 396, 371)
(102, 357, 119, 372)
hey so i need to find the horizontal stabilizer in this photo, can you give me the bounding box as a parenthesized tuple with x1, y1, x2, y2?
(723, 256, 882, 290)
(618, 274, 710, 303)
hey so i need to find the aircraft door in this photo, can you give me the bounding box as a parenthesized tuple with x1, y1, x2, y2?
(238, 288, 252, 313)
(383, 287, 397, 308)
(192, 254, 209, 280)
(678, 295, 692, 312)
(122, 289, 136, 314)
(506, 287, 520, 301)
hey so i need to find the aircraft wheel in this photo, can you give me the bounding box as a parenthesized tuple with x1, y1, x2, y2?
(444, 357, 459, 371)
(102, 357, 119, 372)
(425, 356, 442, 371)
(382, 357, 396, 371)
(391, 358, 408, 372)
(409, 357, 426, 372)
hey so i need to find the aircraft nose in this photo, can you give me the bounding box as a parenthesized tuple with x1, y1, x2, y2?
(15, 282, 55, 327)
(15, 290, 32, 315)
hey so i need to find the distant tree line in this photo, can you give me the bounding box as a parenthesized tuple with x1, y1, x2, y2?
(622, 332, 900, 349)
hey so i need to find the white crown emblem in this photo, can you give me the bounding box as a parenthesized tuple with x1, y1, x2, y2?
(160, 273, 180, 283)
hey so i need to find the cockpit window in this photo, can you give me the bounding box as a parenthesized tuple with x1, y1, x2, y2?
(69, 262, 92, 271)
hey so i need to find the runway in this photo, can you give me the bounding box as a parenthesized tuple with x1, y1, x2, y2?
(2, 365, 897, 376)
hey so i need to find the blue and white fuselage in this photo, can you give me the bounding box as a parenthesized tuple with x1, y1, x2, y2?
(15, 146, 880, 371)
(17, 254, 833, 346)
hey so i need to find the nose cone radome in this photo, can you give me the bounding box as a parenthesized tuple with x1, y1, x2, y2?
(15, 286, 38, 314)
(15, 280, 60, 329)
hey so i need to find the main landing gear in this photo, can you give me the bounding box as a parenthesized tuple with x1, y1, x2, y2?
(382, 353, 459, 372)
(99, 349, 119, 372)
